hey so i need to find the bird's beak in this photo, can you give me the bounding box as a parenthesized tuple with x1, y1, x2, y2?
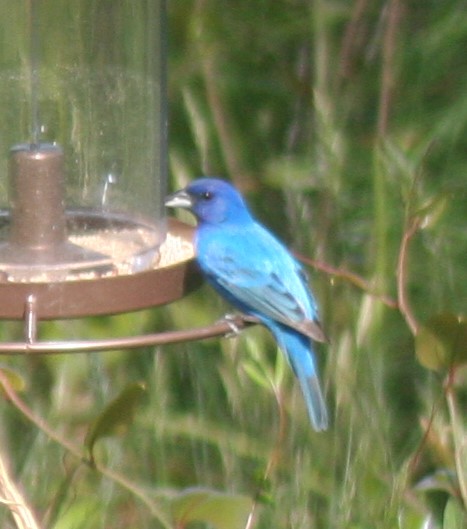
(164, 189, 193, 209)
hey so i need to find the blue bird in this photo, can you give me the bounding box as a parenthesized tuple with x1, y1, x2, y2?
(165, 178, 328, 431)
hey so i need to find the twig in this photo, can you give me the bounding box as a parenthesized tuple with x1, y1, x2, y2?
(396, 217, 420, 336)
(377, 0, 403, 137)
(0, 447, 41, 529)
(407, 391, 443, 477)
(445, 369, 467, 509)
(244, 374, 287, 529)
(0, 370, 173, 528)
(338, 0, 370, 80)
(294, 251, 398, 309)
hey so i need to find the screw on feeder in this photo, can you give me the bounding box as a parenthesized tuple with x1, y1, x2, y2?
(0, 143, 113, 282)
(24, 295, 38, 345)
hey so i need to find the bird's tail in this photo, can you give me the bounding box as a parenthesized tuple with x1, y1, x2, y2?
(271, 324, 328, 431)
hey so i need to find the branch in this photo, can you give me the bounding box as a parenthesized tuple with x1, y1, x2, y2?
(295, 252, 398, 309)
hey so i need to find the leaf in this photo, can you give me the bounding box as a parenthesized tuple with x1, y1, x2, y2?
(414, 469, 458, 496)
(414, 192, 450, 230)
(442, 498, 467, 529)
(241, 336, 274, 392)
(171, 487, 252, 529)
(274, 344, 287, 387)
(84, 381, 146, 462)
(415, 313, 467, 371)
(0, 365, 26, 394)
(51, 498, 101, 529)
(242, 361, 272, 391)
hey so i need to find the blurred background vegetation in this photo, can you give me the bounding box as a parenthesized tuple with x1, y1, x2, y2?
(0, 1, 466, 528)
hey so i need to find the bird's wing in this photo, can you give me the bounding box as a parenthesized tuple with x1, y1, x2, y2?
(213, 265, 327, 343)
(199, 226, 327, 343)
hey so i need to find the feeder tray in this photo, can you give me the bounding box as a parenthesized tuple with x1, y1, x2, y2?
(0, 217, 200, 321)
(0, 145, 201, 321)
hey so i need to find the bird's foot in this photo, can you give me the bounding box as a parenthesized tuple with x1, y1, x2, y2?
(218, 313, 259, 338)
(218, 313, 243, 338)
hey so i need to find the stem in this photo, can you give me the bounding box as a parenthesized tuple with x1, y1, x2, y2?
(445, 370, 467, 509)
(377, 0, 403, 137)
(0, 447, 41, 529)
(244, 365, 287, 529)
(295, 252, 398, 309)
(193, 0, 252, 189)
(373, 0, 403, 293)
(338, 0, 370, 80)
(0, 370, 173, 529)
(396, 217, 421, 336)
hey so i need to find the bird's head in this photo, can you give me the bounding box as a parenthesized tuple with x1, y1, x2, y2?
(165, 178, 253, 225)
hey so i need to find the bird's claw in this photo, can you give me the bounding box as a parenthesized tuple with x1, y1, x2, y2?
(219, 313, 243, 338)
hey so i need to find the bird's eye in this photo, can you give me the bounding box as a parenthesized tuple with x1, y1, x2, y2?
(201, 191, 213, 200)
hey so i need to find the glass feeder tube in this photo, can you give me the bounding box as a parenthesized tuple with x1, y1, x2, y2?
(0, 0, 196, 320)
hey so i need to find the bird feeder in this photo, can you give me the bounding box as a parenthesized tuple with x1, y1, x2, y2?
(0, 0, 204, 353)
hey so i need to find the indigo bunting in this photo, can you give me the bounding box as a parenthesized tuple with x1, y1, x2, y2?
(165, 178, 328, 431)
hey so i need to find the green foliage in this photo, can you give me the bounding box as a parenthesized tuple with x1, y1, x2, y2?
(171, 488, 251, 529)
(0, 1, 466, 529)
(416, 314, 467, 371)
(84, 381, 147, 464)
(0, 364, 26, 393)
(51, 499, 102, 529)
(442, 498, 467, 529)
